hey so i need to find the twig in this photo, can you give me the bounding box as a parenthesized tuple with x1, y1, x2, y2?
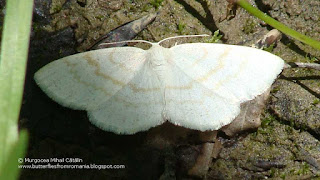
(284, 62, 320, 71)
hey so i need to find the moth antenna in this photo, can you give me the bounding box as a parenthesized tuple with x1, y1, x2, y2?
(158, 34, 210, 45)
(98, 40, 153, 48)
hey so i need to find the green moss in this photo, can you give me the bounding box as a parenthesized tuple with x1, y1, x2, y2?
(205, 30, 223, 43)
(280, 173, 286, 179)
(304, 54, 317, 63)
(95, 15, 104, 21)
(177, 23, 185, 35)
(289, 118, 295, 127)
(295, 162, 311, 175)
(150, 0, 164, 9)
(263, 43, 275, 52)
(257, 120, 276, 136)
(257, 127, 268, 134)
(51, 4, 63, 13)
(242, 18, 257, 34)
(271, 85, 280, 93)
(312, 99, 320, 105)
(270, 168, 275, 177)
(261, 115, 276, 128)
(285, 125, 294, 133)
(141, 4, 152, 12)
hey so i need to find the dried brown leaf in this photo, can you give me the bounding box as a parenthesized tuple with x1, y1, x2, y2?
(221, 89, 270, 136)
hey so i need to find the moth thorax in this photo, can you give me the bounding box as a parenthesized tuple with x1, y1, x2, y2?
(148, 44, 170, 68)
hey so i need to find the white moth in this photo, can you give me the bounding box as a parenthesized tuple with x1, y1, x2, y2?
(34, 35, 284, 134)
